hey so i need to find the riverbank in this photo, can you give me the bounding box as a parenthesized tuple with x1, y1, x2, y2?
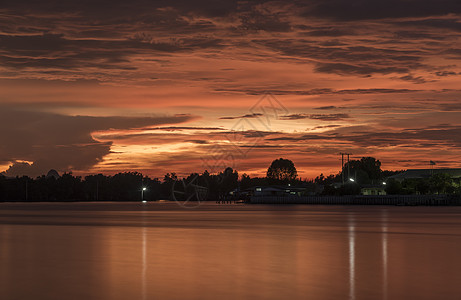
(250, 194, 461, 205)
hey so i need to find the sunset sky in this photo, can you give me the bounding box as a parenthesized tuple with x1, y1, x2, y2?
(2, 0, 461, 179)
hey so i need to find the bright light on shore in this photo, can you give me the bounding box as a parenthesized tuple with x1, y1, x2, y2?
(349, 178, 355, 182)
(142, 200, 147, 203)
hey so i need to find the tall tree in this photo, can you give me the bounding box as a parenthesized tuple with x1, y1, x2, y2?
(429, 173, 453, 194)
(266, 158, 298, 183)
(344, 157, 382, 183)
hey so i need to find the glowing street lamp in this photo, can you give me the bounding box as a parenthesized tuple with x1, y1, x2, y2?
(349, 178, 355, 182)
(141, 187, 147, 202)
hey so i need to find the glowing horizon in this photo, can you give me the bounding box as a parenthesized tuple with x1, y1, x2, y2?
(1, 1, 461, 179)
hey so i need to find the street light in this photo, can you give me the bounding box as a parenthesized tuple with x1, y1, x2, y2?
(382, 182, 387, 185)
(349, 178, 355, 182)
(141, 187, 147, 202)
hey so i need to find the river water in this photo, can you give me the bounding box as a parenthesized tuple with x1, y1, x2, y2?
(1, 202, 461, 300)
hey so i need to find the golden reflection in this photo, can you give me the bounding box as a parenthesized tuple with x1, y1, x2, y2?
(0, 226, 10, 293)
(382, 211, 388, 300)
(142, 227, 147, 300)
(348, 214, 355, 300)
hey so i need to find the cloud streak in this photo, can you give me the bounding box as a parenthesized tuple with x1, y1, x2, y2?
(0, 106, 196, 177)
(1, 0, 461, 178)
(280, 113, 351, 121)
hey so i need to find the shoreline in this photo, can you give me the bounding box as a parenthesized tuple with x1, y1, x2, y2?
(1, 194, 461, 206)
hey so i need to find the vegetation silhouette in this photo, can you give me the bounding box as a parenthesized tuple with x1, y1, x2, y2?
(266, 158, 298, 184)
(0, 156, 460, 201)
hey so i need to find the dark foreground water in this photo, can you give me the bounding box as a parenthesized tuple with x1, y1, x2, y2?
(1, 202, 461, 300)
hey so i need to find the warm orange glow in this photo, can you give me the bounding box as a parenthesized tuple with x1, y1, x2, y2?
(1, 2, 461, 179)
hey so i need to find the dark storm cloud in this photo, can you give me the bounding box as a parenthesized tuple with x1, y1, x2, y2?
(236, 6, 292, 32)
(344, 126, 461, 147)
(0, 2, 228, 76)
(0, 0, 454, 81)
(0, 0, 242, 19)
(0, 33, 66, 53)
(393, 31, 447, 40)
(302, 0, 461, 21)
(250, 38, 428, 76)
(0, 33, 224, 71)
(4, 0, 461, 22)
(257, 39, 423, 62)
(395, 18, 461, 32)
(0, 107, 196, 177)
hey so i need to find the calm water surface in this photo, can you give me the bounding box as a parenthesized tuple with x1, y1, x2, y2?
(1, 202, 461, 300)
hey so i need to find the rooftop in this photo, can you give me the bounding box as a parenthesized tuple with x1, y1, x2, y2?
(388, 168, 461, 180)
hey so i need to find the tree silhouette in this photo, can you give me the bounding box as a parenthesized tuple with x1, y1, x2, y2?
(385, 179, 403, 195)
(344, 157, 382, 183)
(429, 173, 453, 194)
(266, 158, 298, 183)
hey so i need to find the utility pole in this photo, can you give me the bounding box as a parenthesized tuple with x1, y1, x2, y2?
(430, 160, 436, 176)
(141, 175, 147, 201)
(340, 153, 345, 185)
(347, 153, 351, 181)
(339, 152, 353, 185)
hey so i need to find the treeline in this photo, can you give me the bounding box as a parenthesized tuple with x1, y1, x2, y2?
(314, 157, 461, 195)
(314, 157, 400, 185)
(2, 156, 458, 201)
(314, 157, 403, 195)
(385, 173, 461, 195)
(0, 167, 310, 202)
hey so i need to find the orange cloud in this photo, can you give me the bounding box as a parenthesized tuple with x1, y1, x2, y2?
(1, 1, 461, 179)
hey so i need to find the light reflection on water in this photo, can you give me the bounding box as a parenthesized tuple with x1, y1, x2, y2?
(349, 214, 355, 300)
(142, 226, 147, 300)
(1, 202, 461, 300)
(382, 211, 388, 300)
